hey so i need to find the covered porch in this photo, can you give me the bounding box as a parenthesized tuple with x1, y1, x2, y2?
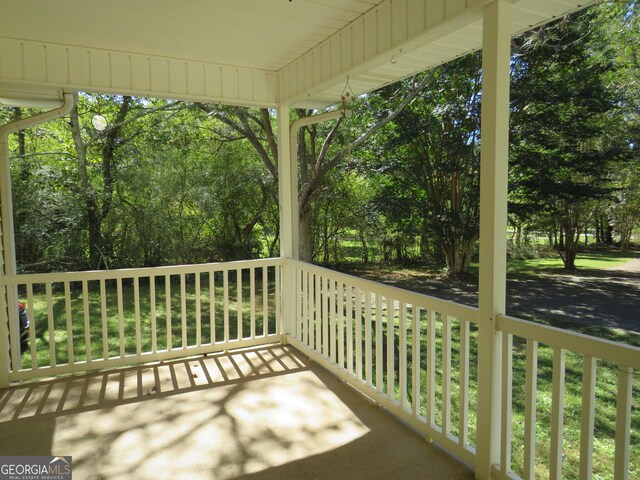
(1, 1, 638, 479)
(0, 344, 474, 479)
(1, 256, 638, 479)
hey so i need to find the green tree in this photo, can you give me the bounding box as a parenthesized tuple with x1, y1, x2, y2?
(6, 108, 86, 271)
(371, 53, 482, 274)
(5, 95, 274, 270)
(509, 8, 629, 269)
(68, 94, 133, 268)
(603, 0, 640, 251)
(610, 165, 640, 253)
(310, 169, 379, 264)
(196, 74, 432, 263)
(113, 105, 275, 265)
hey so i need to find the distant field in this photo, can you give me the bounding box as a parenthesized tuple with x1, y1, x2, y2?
(506, 250, 639, 274)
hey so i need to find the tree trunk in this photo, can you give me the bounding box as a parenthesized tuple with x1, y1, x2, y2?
(595, 219, 602, 243)
(359, 231, 369, 264)
(69, 101, 105, 269)
(620, 228, 632, 254)
(12, 108, 28, 179)
(419, 233, 430, 260)
(564, 248, 577, 270)
(12, 107, 35, 264)
(442, 235, 477, 275)
(605, 225, 614, 245)
(395, 238, 404, 263)
(299, 206, 313, 263)
(561, 226, 578, 270)
(322, 234, 330, 263)
(461, 237, 477, 273)
(515, 224, 522, 247)
(268, 229, 279, 257)
(383, 238, 392, 263)
(99, 96, 131, 222)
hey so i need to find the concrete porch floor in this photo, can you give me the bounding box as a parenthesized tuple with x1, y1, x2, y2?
(0, 345, 474, 480)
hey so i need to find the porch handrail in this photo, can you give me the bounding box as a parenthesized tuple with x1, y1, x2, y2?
(497, 314, 640, 370)
(286, 258, 480, 466)
(2, 258, 283, 383)
(3, 257, 281, 285)
(495, 314, 638, 480)
(285, 259, 479, 324)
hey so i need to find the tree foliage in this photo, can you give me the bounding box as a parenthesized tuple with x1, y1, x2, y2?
(6, 95, 277, 271)
(510, 5, 634, 269)
(366, 53, 482, 274)
(2, 1, 638, 273)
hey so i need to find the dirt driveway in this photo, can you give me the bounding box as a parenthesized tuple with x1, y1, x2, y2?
(505, 267, 640, 334)
(348, 260, 640, 335)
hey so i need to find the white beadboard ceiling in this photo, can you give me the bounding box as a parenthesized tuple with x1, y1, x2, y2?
(0, 0, 598, 108)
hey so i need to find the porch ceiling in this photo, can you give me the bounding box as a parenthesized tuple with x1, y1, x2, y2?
(0, 0, 596, 108)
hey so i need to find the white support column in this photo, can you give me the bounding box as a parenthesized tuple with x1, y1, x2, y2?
(0, 121, 17, 388)
(277, 104, 298, 260)
(277, 104, 297, 343)
(476, 1, 511, 479)
(0, 93, 74, 387)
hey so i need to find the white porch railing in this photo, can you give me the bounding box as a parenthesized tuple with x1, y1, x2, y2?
(286, 259, 639, 480)
(286, 259, 480, 466)
(1, 257, 638, 478)
(3, 258, 282, 382)
(495, 315, 639, 480)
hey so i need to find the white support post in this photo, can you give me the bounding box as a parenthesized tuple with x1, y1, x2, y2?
(475, 1, 511, 479)
(278, 107, 350, 343)
(277, 104, 297, 343)
(278, 104, 297, 261)
(0, 93, 74, 386)
(281, 108, 349, 256)
(0, 134, 11, 387)
(0, 121, 18, 388)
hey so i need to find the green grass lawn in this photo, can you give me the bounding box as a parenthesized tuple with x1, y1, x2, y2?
(19, 272, 278, 369)
(507, 250, 639, 275)
(341, 246, 639, 279)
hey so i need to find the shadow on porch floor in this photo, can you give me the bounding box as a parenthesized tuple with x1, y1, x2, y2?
(0, 345, 473, 480)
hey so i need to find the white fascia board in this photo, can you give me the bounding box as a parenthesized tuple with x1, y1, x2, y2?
(278, 0, 600, 108)
(278, 0, 491, 107)
(0, 38, 279, 107)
